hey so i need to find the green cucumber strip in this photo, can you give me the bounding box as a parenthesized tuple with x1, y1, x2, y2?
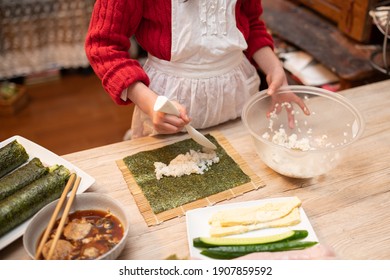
(200, 240, 318, 259)
(282, 230, 308, 241)
(194, 230, 308, 248)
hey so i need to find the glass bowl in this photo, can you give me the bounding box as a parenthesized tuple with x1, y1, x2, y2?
(241, 85, 365, 178)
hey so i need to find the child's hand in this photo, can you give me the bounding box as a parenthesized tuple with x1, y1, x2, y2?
(152, 100, 191, 134)
(253, 46, 309, 128)
(267, 91, 310, 129)
(264, 69, 309, 128)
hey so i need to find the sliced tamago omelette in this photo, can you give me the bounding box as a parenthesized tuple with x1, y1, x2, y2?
(209, 207, 301, 237)
(209, 196, 302, 227)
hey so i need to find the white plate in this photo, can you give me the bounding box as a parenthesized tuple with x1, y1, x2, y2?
(186, 197, 318, 259)
(0, 135, 95, 250)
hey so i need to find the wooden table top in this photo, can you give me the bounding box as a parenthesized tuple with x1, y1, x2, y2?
(1, 79, 390, 260)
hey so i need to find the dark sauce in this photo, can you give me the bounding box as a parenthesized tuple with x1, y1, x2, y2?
(38, 209, 124, 260)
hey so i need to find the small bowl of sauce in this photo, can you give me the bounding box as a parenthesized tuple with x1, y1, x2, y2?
(24, 193, 130, 260)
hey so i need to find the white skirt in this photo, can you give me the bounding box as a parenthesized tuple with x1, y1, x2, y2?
(131, 51, 260, 138)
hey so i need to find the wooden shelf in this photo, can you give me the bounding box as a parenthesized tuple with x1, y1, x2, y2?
(262, 0, 378, 87)
(292, 0, 378, 43)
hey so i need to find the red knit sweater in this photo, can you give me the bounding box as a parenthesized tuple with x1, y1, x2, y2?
(85, 0, 274, 105)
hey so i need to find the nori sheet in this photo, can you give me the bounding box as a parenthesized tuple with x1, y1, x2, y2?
(0, 140, 29, 178)
(0, 165, 70, 237)
(123, 134, 250, 214)
(0, 157, 49, 201)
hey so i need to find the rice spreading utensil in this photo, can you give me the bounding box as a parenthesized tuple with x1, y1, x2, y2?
(154, 96, 217, 150)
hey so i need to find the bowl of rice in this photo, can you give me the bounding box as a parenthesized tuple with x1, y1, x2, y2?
(241, 85, 365, 178)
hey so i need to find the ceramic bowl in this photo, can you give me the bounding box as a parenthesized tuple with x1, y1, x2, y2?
(23, 192, 130, 260)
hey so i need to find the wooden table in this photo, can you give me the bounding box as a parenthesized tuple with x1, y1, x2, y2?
(1, 79, 390, 260)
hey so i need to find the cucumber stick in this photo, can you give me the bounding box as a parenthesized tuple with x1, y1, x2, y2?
(0, 140, 29, 178)
(0, 157, 49, 201)
(194, 230, 308, 248)
(0, 165, 70, 237)
(200, 240, 318, 259)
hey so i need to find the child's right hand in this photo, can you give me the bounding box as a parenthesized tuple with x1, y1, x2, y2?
(152, 100, 191, 134)
(126, 82, 191, 135)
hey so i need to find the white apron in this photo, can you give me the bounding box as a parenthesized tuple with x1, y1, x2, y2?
(129, 0, 260, 138)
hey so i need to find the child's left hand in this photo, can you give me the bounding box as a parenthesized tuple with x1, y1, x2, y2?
(264, 68, 310, 128)
(267, 90, 310, 129)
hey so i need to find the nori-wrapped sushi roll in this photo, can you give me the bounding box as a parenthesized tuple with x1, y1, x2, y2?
(0, 140, 29, 178)
(0, 157, 49, 201)
(0, 165, 70, 237)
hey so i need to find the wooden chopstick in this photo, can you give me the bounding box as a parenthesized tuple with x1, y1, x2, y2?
(34, 173, 76, 260)
(46, 175, 81, 260)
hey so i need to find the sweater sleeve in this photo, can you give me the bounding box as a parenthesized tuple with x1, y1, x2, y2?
(238, 0, 274, 67)
(85, 0, 150, 105)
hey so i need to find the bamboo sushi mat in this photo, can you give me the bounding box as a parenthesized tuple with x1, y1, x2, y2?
(116, 131, 265, 226)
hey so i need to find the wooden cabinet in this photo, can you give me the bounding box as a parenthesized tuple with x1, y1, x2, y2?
(262, 0, 379, 88)
(293, 0, 379, 42)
